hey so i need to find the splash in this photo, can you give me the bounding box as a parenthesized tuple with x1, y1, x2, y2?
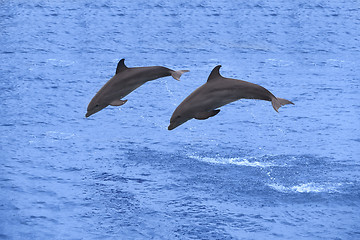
(188, 155, 276, 168)
(268, 182, 342, 193)
(45, 131, 75, 141)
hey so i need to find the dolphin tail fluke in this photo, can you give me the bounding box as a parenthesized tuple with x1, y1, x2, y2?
(271, 97, 294, 112)
(171, 70, 190, 81)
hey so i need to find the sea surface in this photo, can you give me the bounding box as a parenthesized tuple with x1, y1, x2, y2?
(1, 0, 359, 239)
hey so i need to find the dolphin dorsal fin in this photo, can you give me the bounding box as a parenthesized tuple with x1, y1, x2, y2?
(207, 65, 223, 82)
(116, 59, 128, 74)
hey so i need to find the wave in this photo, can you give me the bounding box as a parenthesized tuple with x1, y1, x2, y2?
(29, 131, 75, 144)
(46, 58, 75, 67)
(267, 182, 343, 193)
(45, 131, 75, 140)
(188, 155, 278, 168)
(266, 58, 293, 67)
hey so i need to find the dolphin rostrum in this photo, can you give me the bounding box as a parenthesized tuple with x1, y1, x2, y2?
(86, 59, 189, 118)
(168, 65, 294, 130)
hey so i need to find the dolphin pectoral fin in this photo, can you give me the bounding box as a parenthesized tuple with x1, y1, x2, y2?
(110, 99, 127, 106)
(171, 70, 190, 81)
(194, 109, 220, 120)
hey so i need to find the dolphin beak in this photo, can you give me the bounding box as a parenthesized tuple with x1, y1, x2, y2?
(168, 117, 189, 130)
(168, 123, 176, 130)
(168, 121, 181, 130)
(85, 112, 91, 118)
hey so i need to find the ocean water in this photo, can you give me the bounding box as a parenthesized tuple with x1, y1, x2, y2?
(0, 0, 359, 239)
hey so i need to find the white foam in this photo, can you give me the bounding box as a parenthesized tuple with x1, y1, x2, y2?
(47, 59, 75, 67)
(45, 131, 75, 140)
(327, 59, 346, 67)
(266, 58, 293, 67)
(188, 155, 275, 168)
(268, 182, 342, 193)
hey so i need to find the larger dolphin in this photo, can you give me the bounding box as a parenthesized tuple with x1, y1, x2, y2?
(86, 59, 189, 117)
(168, 65, 294, 130)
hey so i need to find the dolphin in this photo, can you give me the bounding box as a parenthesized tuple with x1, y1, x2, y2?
(86, 59, 189, 118)
(168, 65, 294, 130)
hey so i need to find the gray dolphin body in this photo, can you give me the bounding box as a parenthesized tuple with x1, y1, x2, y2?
(168, 65, 294, 130)
(86, 59, 189, 117)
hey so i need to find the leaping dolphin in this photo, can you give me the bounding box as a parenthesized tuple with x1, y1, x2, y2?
(168, 65, 294, 130)
(86, 59, 189, 117)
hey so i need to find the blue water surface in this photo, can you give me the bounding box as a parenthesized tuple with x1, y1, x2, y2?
(1, 0, 359, 239)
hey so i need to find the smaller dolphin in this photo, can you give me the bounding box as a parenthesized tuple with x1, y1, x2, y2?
(86, 59, 189, 118)
(168, 65, 294, 130)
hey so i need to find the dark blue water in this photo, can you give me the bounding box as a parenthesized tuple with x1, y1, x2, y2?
(1, 1, 359, 239)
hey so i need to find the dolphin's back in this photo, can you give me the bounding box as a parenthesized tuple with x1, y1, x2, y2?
(225, 78, 274, 101)
(183, 77, 274, 110)
(94, 66, 169, 101)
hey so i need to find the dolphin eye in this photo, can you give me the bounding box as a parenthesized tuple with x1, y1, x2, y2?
(95, 104, 99, 107)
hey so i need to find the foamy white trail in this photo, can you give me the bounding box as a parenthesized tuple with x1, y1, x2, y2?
(188, 155, 277, 168)
(267, 182, 343, 193)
